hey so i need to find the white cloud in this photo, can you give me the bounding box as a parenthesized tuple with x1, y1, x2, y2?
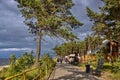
(0, 48, 33, 51)
(25, 36, 34, 41)
(78, 32, 92, 37)
(81, 0, 90, 6)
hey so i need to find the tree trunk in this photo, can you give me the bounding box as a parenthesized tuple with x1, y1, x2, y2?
(34, 28, 42, 67)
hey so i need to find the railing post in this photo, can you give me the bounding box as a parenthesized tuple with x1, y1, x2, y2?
(23, 71, 27, 80)
(46, 65, 48, 76)
(40, 68, 42, 80)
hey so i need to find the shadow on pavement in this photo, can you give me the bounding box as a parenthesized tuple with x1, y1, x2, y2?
(51, 63, 100, 80)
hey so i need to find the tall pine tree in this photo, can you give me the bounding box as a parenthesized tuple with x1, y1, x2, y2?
(15, 0, 83, 66)
(87, 0, 120, 41)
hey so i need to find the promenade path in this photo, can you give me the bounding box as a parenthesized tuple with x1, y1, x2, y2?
(48, 62, 107, 80)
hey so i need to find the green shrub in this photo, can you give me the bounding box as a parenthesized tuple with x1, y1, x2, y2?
(39, 53, 55, 78)
(111, 70, 120, 80)
(0, 68, 8, 79)
(15, 52, 34, 70)
(0, 52, 55, 80)
(2, 51, 35, 78)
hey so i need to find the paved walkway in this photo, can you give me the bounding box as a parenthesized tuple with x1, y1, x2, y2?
(48, 62, 104, 80)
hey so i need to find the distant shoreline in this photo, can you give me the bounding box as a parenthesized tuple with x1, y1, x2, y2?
(0, 58, 9, 71)
(0, 65, 9, 71)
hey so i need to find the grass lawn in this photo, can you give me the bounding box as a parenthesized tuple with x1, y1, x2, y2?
(102, 62, 120, 80)
(79, 61, 120, 80)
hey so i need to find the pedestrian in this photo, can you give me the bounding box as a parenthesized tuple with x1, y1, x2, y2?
(60, 57, 63, 63)
(65, 56, 69, 63)
(57, 57, 59, 63)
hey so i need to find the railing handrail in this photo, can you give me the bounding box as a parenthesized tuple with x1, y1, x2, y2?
(5, 67, 38, 80)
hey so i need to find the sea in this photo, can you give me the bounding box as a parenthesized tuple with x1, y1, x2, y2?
(0, 51, 56, 59)
(0, 51, 56, 66)
(0, 51, 27, 59)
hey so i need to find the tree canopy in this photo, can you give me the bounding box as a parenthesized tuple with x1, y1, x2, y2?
(87, 0, 120, 41)
(15, 0, 83, 66)
(16, 0, 83, 37)
(53, 41, 86, 57)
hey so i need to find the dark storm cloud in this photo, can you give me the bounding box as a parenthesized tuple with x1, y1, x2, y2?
(0, 0, 20, 14)
(0, 0, 36, 51)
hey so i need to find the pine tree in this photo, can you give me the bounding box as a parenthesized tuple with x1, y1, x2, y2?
(86, 0, 120, 41)
(15, 0, 83, 66)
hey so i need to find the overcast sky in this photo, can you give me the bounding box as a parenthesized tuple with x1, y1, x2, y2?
(0, 0, 104, 58)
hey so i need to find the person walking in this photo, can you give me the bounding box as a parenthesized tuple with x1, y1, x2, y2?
(60, 57, 63, 64)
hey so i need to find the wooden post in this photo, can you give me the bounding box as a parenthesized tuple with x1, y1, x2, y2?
(23, 71, 27, 80)
(46, 65, 48, 76)
(40, 68, 41, 80)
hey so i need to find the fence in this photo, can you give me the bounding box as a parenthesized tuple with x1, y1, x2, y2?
(5, 66, 49, 80)
(5, 67, 38, 80)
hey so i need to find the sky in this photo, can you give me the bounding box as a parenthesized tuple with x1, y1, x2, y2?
(0, 0, 104, 58)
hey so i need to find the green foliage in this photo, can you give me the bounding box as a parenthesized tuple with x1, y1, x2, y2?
(103, 0, 120, 20)
(0, 51, 34, 79)
(85, 35, 103, 51)
(87, 0, 120, 41)
(0, 68, 8, 79)
(53, 40, 86, 56)
(111, 70, 120, 80)
(95, 49, 104, 58)
(0, 51, 55, 80)
(86, 7, 102, 22)
(16, 52, 34, 70)
(0, 52, 55, 80)
(26, 69, 39, 80)
(102, 62, 120, 79)
(15, 0, 83, 37)
(7, 51, 34, 77)
(53, 35, 102, 56)
(15, 0, 83, 66)
(88, 61, 120, 79)
(40, 54, 55, 74)
(10, 54, 16, 64)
